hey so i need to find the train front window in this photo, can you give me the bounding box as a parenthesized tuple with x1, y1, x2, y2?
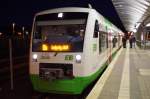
(32, 12, 88, 52)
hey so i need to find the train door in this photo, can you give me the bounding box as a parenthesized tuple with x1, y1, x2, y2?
(92, 20, 100, 67)
(93, 20, 99, 53)
(99, 31, 107, 54)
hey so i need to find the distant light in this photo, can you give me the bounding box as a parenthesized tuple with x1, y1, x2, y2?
(25, 31, 29, 35)
(12, 22, 15, 27)
(58, 13, 63, 18)
(119, 33, 122, 36)
(131, 32, 134, 35)
(128, 32, 130, 34)
(22, 26, 25, 32)
(119, 5, 123, 7)
(146, 23, 150, 27)
(18, 32, 22, 35)
(0, 32, 2, 36)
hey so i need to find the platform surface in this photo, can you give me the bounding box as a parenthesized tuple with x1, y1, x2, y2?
(87, 45, 150, 99)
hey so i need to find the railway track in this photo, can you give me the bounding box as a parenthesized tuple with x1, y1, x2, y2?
(0, 56, 108, 99)
(0, 56, 28, 83)
(31, 64, 108, 99)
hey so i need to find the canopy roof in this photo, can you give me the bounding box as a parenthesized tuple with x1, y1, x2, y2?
(112, 0, 150, 31)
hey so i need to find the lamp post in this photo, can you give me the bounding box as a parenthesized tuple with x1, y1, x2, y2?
(9, 22, 15, 90)
(12, 23, 15, 35)
(22, 26, 25, 39)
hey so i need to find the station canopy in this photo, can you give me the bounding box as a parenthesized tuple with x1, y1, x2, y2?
(112, 0, 150, 31)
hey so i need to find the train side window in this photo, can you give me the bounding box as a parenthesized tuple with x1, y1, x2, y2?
(106, 33, 108, 48)
(148, 32, 150, 40)
(34, 26, 42, 39)
(93, 20, 99, 38)
(99, 32, 107, 53)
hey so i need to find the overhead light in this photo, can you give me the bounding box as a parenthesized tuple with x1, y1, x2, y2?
(18, 32, 22, 35)
(119, 5, 123, 7)
(25, 31, 29, 35)
(133, 28, 137, 33)
(135, 22, 141, 29)
(146, 23, 150, 27)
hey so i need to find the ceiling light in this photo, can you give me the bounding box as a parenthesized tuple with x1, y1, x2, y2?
(146, 23, 150, 27)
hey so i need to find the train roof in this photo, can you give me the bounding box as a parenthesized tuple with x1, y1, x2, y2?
(36, 7, 94, 16)
(35, 7, 123, 33)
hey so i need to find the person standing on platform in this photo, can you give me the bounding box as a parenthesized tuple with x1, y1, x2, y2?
(112, 36, 117, 48)
(132, 35, 136, 48)
(129, 36, 133, 48)
(122, 36, 126, 48)
(129, 35, 135, 48)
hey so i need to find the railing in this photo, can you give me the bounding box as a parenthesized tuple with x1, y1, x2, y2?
(136, 40, 150, 49)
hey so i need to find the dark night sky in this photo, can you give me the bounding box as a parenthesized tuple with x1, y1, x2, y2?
(0, 0, 125, 32)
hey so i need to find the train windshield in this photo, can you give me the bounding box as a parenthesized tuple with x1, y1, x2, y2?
(32, 12, 88, 52)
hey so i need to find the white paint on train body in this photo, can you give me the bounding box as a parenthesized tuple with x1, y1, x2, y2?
(29, 7, 123, 79)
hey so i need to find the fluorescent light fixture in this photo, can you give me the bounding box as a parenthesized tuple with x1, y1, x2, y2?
(119, 4, 123, 7)
(146, 23, 150, 27)
(58, 13, 63, 18)
(133, 28, 137, 33)
(135, 22, 141, 29)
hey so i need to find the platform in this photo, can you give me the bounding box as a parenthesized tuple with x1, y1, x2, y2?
(86, 44, 150, 99)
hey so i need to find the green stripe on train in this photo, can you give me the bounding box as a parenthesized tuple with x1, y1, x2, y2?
(30, 48, 120, 94)
(30, 63, 107, 94)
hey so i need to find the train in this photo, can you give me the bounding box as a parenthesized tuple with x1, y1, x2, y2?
(29, 7, 123, 94)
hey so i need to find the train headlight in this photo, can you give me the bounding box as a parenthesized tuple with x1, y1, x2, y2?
(33, 54, 38, 60)
(32, 54, 38, 62)
(58, 13, 63, 18)
(76, 55, 81, 63)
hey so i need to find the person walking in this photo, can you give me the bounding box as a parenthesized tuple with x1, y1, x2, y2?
(132, 35, 136, 48)
(122, 36, 126, 48)
(129, 36, 133, 48)
(129, 35, 135, 48)
(112, 36, 117, 48)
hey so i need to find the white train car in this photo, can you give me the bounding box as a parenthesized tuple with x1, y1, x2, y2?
(29, 7, 123, 94)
